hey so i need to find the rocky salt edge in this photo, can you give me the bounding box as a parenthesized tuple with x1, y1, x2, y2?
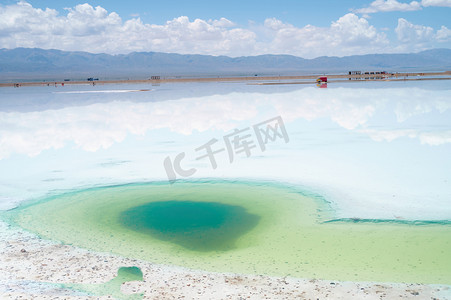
(0, 220, 450, 299)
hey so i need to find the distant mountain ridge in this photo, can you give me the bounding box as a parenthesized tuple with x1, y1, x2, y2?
(1, 48, 450, 81)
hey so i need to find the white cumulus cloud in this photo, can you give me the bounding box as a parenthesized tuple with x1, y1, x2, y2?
(354, 0, 451, 13)
(436, 25, 451, 41)
(260, 14, 389, 58)
(353, 0, 422, 13)
(395, 18, 434, 43)
(394, 18, 451, 50)
(421, 0, 451, 7)
(0, 2, 390, 58)
(0, 2, 256, 56)
(0, 2, 449, 58)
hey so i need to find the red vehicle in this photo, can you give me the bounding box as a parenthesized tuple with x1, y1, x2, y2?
(316, 76, 327, 83)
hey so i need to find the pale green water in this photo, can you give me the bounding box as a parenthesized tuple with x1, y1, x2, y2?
(63, 266, 144, 299)
(8, 180, 451, 284)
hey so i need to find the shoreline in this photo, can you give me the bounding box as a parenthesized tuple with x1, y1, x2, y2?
(1, 219, 450, 299)
(6, 181, 451, 286)
(1, 71, 451, 87)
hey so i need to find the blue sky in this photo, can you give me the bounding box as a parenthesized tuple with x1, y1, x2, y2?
(0, 0, 450, 57)
(9, 0, 449, 28)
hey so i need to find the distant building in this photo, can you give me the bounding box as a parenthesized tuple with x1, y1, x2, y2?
(150, 76, 161, 80)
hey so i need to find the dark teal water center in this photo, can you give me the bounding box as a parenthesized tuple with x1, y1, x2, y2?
(119, 201, 260, 251)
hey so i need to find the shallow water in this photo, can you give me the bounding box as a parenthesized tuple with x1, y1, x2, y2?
(63, 266, 144, 299)
(1, 80, 450, 219)
(7, 181, 451, 284)
(1, 80, 451, 283)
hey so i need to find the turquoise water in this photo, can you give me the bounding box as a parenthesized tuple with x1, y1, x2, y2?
(120, 200, 260, 251)
(7, 180, 451, 284)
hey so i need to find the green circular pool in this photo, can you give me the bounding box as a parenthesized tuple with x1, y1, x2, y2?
(8, 180, 451, 284)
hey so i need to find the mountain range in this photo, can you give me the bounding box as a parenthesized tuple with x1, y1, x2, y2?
(1, 48, 450, 81)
